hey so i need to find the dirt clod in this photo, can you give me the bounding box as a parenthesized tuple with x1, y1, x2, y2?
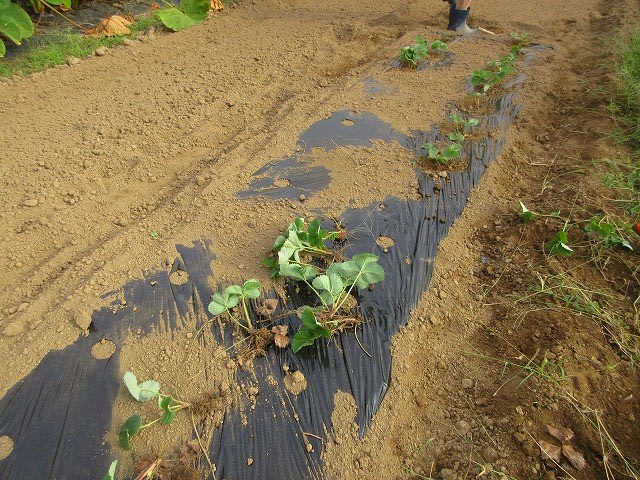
(284, 370, 307, 395)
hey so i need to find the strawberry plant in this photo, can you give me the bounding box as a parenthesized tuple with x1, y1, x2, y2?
(0, 0, 34, 57)
(545, 230, 574, 257)
(585, 216, 633, 250)
(448, 114, 479, 142)
(510, 31, 532, 55)
(119, 372, 191, 450)
(471, 53, 517, 93)
(208, 279, 261, 331)
(267, 218, 385, 353)
(422, 141, 462, 165)
(263, 217, 341, 279)
(157, 0, 210, 32)
(399, 36, 447, 68)
(288, 253, 385, 352)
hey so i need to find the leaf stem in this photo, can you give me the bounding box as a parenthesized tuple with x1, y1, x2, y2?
(241, 297, 253, 330)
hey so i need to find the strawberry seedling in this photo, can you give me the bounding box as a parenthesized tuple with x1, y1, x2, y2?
(268, 218, 385, 353)
(119, 372, 191, 451)
(585, 216, 633, 250)
(448, 114, 479, 142)
(288, 253, 385, 352)
(545, 230, 574, 257)
(471, 53, 517, 94)
(399, 36, 447, 68)
(263, 217, 341, 279)
(510, 31, 532, 55)
(208, 279, 261, 331)
(422, 142, 462, 165)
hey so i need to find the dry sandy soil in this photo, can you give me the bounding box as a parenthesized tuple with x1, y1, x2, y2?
(0, 0, 639, 478)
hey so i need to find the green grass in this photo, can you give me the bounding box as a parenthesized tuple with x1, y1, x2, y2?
(612, 30, 640, 148)
(0, 14, 163, 78)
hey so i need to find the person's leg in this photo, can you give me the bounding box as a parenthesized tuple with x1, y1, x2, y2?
(448, 0, 475, 34)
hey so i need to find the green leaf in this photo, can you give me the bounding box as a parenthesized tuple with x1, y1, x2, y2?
(208, 289, 240, 316)
(224, 285, 243, 296)
(0, 0, 34, 46)
(157, 7, 198, 32)
(161, 409, 177, 425)
(181, 0, 209, 20)
(103, 459, 118, 480)
(0, 39, 5, 58)
(278, 234, 304, 264)
(307, 219, 329, 249)
(118, 415, 142, 450)
(160, 396, 176, 425)
(291, 308, 331, 353)
(312, 273, 345, 306)
(334, 253, 385, 289)
(466, 118, 479, 127)
(422, 142, 438, 159)
(272, 235, 286, 251)
(519, 201, 536, 222)
(279, 263, 319, 281)
(242, 279, 261, 299)
(545, 231, 574, 257)
(123, 371, 160, 402)
(443, 143, 462, 160)
(46, 0, 71, 7)
(448, 132, 464, 143)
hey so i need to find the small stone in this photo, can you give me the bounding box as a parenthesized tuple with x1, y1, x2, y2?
(22, 199, 38, 207)
(248, 386, 259, 396)
(195, 175, 206, 186)
(123, 38, 136, 46)
(299, 194, 306, 202)
(186, 332, 193, 339)
(114, 217, 128, 227)
(462, 378, 473, 389)
(483, 447, 499, 462)
(66, 56, 81, 66)
(305, 443, 313, 453)
(94, 47, 108, 56)
(247, 458, 253, 466)
(456, 420, 471, 436)
(73, 309, 92, 330)
(515, 405, 524, 415)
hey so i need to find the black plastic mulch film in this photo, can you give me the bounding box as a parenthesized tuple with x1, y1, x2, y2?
(0, 52, 531, 479)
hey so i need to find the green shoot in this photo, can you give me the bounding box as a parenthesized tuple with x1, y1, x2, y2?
(103, 460, 118, 480)
(422, 142, 462, 165)
(519, 201, 536, 222)
(119, 372, 191, 450)
(208, 279, 261, 331)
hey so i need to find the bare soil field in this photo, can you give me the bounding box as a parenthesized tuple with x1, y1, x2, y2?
(0, 0, 638, 478)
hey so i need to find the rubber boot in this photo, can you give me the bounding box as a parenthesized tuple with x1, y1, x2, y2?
(447, 2, 476, 34)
